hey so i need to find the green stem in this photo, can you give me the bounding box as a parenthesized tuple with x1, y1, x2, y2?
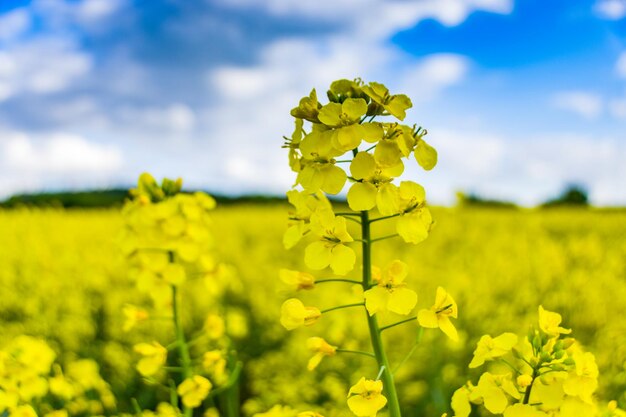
(523, 368, 538, 404)
(316, 278, 362, 285)
(379, 316, 417, 332)
(336, 348, 377, 359)
(371, 233, 400, 244)
(361, 210, 402, 417)
(393, 328, 423, 374)
(369, 213, 400, 223)
(320, 302, 364, 314)
(335, 212, 362, 217)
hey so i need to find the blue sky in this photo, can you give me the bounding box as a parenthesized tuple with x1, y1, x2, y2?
(0, 0, 625, 205)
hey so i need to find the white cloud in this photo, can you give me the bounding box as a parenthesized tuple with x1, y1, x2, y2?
(609, 98, 626, 118)
(0, 37, 92, 101)
(3, 132, 123, 174)
(551, 91, 603, 119)
(0, 8, 31, 41)
(400, 54, 469, 101)
(594, 0, 626, 19)
(117, 103, 197, 133)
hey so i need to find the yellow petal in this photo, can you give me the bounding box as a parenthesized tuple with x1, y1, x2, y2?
(350, 152, 376, 179)
(415, 138, 437, 170)
(320, 164, 347, 195)
(417, 309, 438, 328)
(364, 286, 389, 316)
(376, 183, 399, 216)
(387, 288, 417, 315)
(438, 316, 459, 341)
(304, 241, 331, 270)
(329, 244, 356, 275)
(347, 182, 377, 212)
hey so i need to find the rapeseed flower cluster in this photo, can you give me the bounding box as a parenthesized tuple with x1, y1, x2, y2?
(450, 306, 625, 417)
(0, 336, 115, 416)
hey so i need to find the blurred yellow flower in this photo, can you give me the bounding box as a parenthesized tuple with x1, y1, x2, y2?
(133, 342, 167, 377)
(177, 375, 212, 408)
(122, 304, 149, 332)
(280, 269, 315, 291)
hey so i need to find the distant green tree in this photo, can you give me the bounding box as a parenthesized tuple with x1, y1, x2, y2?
(541, 184, 589, 208)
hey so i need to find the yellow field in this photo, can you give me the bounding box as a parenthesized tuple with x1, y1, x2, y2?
(1, 205, 625, 416)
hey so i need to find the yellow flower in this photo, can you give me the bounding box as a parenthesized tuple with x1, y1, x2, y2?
(290, 88, 321, 123)
(134, 342, 167, 377)
(538, 306, 571, 337)
(161, 263, 186, 286)
(296, 127, 346, 195)
(177, 375, 212, 408)
(474, 372, 509, 414)
(204, 314, 225, 339)
(204, 407, 220, 417)
(297, 412, 324, 417)
(305, 209, 355, 275)
(346, 152, 403, 213)
(280, 298, 321, 330)
(347, 377, 387, 417)
(306, 337, 337, 370)
(417, 287, 458, 341)
(280, 269, 315, 291)
(45, 411, 69, 417)
(284, 118, 305, 172)
(503, 404, 548, 417)
(361, 82, 412, 120)
(450, 386, 472, 417)
(284, 190, 331, 249)
(469, 333, 518, 368)
(12, 405, 38, 417)
(563, 351, 598, 403)
(395, 181, 433, 244)
(373, 124, 415, 168)
(122, 304, 149, 332)
(364, 260, 417, 316)
(516, 374, 533, 389)
(202, 350, 227, 383)
(414, 135, 437, 170)
(317, 98, 368, 151)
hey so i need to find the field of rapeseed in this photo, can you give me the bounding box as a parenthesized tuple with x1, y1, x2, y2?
(1, 79, 626, 417)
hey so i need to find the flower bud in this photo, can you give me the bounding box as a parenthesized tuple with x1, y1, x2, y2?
(516, 374, 533, 388)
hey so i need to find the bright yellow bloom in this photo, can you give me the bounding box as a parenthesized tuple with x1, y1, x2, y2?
(395, 181, 433, 244)
(450, 386, 472, 417)
(364, 260, 417, 316)
(202, 350, 227, 383)
(418, 287, 458, 341)
(204, 314, 225, 339)
(361, 82, 412, 120)
(296, 127, 346, 195)
(280, 269, 315, 291)
(45, 410, 69, 417)
(122, 304, 149, 332)
(280, 298, 321, 330)
(414, 135, 437, 170)
(155, 403, 179, 417)
(503, 404, 548, 417)
(284, 118, 304, 172)
(474, 372, 509, 414)
(284, 190, 331, 249)
(161, 263, 186, 286)
(469, 333, 518, 368)
(347, 152, 403, 213)
(563, 351, 598, 403)
(517, 374, 533, 389)
(317, 98, 368, 151)
(177, 375, 212, 408)
(204, 407, 220, 417)
(373, 124, 415, 168)
(290, 88, 321, 122)
(134, 342, 167, 377)
(306, 337, 337, 371)
(12, 405, 38, 417)
(305, 209, 355, 275)
(538, 306, 571, 337)
(347, 377, 387, 417)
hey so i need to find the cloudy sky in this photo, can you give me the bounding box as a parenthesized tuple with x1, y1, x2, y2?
(1, 0, 625, 205)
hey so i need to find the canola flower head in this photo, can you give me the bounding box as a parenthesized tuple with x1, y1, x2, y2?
(133, 342, 167, 377)
(347, 377, 388, 417)
(122, 304, 149, 332)
(347, 152, 403, 213)
(364, 260, 417, 316)
(177, 375, 212, 408)
(280, 298, 321, 330)
(306, 337, 337, 371)
(418, 287, 458, 341)
(280, 269, 316, 291)
(538, 306, 571, 337)
(305, 209, 355, 275)
(469, 333, 518, 368)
